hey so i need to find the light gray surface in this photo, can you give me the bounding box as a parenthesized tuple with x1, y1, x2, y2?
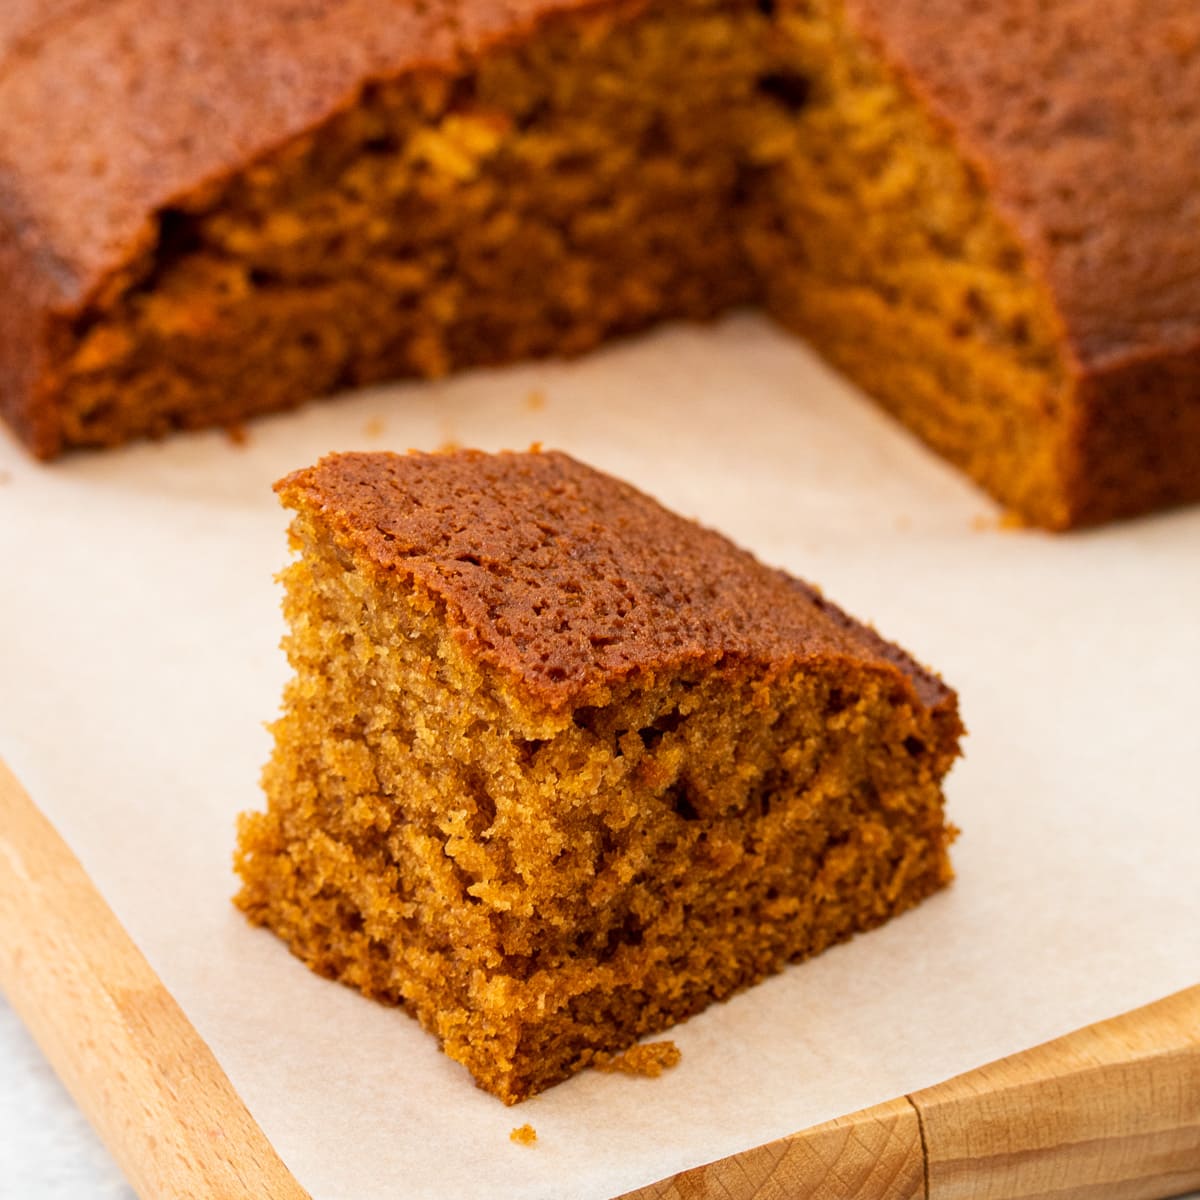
(0, 998, 134, 1200)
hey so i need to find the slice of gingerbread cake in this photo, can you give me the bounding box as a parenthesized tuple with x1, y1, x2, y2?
(234, 448, 962, 1102)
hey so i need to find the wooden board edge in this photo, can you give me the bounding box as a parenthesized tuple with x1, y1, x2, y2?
(623, 985, 1200, 1200)
(911, 982, 1200, 1200)
(0, 757, 311, 1200)
(618, 1096, 925, 1200)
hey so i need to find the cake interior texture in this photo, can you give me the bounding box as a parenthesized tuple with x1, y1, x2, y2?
(234, 449, 962, 1102)
(56, 0, 766, 451)
(18, 0, 1178, 528)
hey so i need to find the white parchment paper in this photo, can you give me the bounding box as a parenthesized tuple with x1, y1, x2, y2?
(1, 313, 1197, 1200)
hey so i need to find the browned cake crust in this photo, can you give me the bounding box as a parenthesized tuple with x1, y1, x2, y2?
(4, 0, 1196, 526)
(275, 448, 959, 716)
(235, 448, 962, 1101)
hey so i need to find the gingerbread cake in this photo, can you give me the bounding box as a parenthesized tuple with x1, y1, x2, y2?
(234, 448, 961, 1101)
(2, 1, 1199, 528)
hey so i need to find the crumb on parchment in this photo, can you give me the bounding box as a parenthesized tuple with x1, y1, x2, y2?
(525, 388, 547, 412)
(510, 1124, 537, 1146)
(364, 415, 386, 438)
(592, 1040, 681, 1078)
(971, 509, 1025, 533)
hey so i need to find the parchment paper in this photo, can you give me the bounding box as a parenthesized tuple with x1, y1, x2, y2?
(1, 313, 1197, 1200)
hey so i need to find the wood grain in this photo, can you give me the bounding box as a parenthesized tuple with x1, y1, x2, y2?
(623, 984, 1200, 1200)
(619, 1096, 924, 1200)
(0, 758, 310, 1200)
(911, 983, 1200, 1200)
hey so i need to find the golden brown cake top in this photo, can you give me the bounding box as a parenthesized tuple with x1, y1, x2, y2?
(277, 448, 956, 715)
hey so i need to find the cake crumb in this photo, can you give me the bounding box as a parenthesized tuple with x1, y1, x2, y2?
(593, 1040, 681, 1078)
(225, 421, 250, 447)
(509, 1124, 537, 1146)
(525, 388, 547, 412)
(364, 416, 386, 438)
(437, 438, 463, 453)
(972, 510, 1026, 532)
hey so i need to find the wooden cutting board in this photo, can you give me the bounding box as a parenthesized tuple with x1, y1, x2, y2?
(2, 757, 1197, 1200)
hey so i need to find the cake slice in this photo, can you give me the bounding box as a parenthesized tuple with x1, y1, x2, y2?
(234, 448, 962, 1102)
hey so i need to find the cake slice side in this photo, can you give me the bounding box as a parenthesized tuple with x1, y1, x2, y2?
(743, 0, 1082, 528)
(235, 450, 962, 1102)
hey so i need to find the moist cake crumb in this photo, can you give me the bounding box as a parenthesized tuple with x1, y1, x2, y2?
(510, 1124, 537, 1146)
(591, 1042, 682, 1079)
